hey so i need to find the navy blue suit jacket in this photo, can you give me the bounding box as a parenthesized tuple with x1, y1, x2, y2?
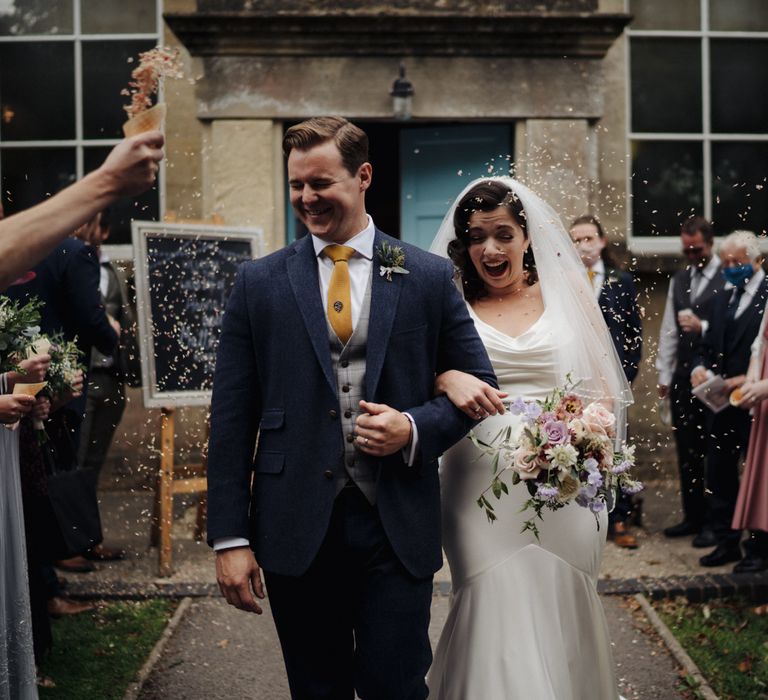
(598, 268, 643, 383)
(207, 230, 496, 578)
(694, 276, 768, 380)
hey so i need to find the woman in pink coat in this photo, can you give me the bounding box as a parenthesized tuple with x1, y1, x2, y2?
(733, 304, 768, 572)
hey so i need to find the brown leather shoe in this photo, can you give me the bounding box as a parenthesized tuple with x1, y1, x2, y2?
(55, 555, 96, 573)
(47, 596, 95, 619)
(610, 522, 639, 549)
(84, 544, 126, 562)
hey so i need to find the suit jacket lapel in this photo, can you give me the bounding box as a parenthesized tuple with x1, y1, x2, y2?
(598, 268, 616, 308)
(366, 230, 403, 399)
(286, 236, 336, 394)
(729, 278, 768, 350)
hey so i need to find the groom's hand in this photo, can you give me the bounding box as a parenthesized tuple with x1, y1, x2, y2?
(216, 546, 265, 614)
(355, 400, 412, 456)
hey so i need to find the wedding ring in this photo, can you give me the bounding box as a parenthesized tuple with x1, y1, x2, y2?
(364, 437, 369, 446)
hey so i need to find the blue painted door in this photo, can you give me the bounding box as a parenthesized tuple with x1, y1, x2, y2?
(400, 125, 511, 250)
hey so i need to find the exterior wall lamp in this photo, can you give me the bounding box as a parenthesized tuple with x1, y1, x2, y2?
(390, 62, 414, 121)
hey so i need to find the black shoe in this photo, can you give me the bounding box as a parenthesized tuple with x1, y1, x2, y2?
(664, 521, 701, 538)
(699, 544, 742, 567)
(733, 556, 768, 574)
(692, 529, 718, 548)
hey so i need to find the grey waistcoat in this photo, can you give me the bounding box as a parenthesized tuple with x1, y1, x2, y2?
(329, 271, 379, 504)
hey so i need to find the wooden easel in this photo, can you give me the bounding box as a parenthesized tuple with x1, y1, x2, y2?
(146, 213, 228, 576)
(150, 407, 209, 577)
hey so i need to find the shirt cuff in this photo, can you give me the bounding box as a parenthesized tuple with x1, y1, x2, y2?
(700, 320, 709, 336)
(657, 370, 673, 387)
(402, 412, 418, 467)
(213, 537, 250, 552)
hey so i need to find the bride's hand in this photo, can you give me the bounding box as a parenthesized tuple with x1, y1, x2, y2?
(435, 370, 507, 419)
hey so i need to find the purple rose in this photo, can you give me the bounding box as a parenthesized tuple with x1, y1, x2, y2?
(543, 420, 569, 445)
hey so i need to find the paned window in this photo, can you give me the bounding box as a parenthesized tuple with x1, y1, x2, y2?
(0, 0, 162, 246)
(628, 0, 768, 252)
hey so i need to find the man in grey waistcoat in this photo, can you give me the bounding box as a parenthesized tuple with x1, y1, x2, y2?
(207, 117, 496, 699)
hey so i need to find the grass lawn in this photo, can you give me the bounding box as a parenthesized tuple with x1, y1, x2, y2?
(656, 597, 768, 700)
(38, 598, 177, 699)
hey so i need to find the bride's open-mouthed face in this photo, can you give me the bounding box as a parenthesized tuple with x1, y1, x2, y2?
(466, 206, 529, 293)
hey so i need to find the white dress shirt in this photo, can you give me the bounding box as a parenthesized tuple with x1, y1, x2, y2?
(214, 217, 418, 552)
(656, 255, 721, 386)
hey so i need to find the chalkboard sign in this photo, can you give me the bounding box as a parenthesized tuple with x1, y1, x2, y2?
(132, 222, 263, 407)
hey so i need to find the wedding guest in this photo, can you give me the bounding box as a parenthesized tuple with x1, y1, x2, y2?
(75, 209, 133, 562)
(0, 371, 39, 699)
(656, 216, 725, 541)
(691, 231, 768, 567)
(14, 359, 94, 674)
(6, 234, 118, 574)
(570, 215, 642, 549)
(731, 297, 768, 573)
(0, 131, 163, 291)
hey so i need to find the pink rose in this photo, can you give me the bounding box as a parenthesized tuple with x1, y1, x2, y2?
(583, 403, 616, 438)
(512, 447, 541, 481)
(543, 419, 569, 446)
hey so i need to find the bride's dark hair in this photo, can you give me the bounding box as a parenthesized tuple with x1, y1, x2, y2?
(448, 180, 538, 302)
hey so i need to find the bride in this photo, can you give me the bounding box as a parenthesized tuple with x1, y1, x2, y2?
(426, 177, 632, 699)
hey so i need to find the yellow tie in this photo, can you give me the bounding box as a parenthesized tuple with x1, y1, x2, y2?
(587, 269, 597, 288)
(325, 244, 356, 344)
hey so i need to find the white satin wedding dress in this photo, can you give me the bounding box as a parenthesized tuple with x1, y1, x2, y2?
(427, 306, 619, 700)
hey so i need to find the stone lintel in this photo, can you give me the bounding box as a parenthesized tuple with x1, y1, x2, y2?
(194, 56, 604, 120)
(165, 11, 630, 59)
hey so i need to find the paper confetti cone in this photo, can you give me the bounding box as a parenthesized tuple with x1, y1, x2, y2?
(122, 102, 167, 137)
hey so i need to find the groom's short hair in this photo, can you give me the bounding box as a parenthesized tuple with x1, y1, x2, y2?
(283, 117, 369, 176)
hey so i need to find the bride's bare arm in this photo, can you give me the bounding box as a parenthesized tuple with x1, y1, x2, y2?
(435, 369, 507, 419)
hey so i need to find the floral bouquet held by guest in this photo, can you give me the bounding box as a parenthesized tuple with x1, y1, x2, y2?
(475, 377, 643, 539)
(25, 333, 84, 443)
(121, 46, 182, 137)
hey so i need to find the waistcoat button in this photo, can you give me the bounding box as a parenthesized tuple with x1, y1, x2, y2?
(329, 409, 338, 418)
(342, 384, 350, 393)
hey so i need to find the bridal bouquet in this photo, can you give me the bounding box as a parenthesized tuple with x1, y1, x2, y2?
(0, 296, 43, 372)
(475, 379, 643, 538)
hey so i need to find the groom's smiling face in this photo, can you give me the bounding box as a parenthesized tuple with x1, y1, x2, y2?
(288, 140, 372, 243)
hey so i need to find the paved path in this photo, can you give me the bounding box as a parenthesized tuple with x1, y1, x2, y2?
(138, 594, 684, 699)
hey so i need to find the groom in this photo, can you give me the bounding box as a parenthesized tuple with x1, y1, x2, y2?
(207, 116, 495, 699)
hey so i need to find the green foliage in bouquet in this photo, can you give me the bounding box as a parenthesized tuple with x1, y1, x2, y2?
(43, 333, 85, 398)
(0, 296, 43, 372)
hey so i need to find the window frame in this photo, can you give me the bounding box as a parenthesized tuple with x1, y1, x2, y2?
(0, 0, 165, 256)
(625, 0, 768, 254)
